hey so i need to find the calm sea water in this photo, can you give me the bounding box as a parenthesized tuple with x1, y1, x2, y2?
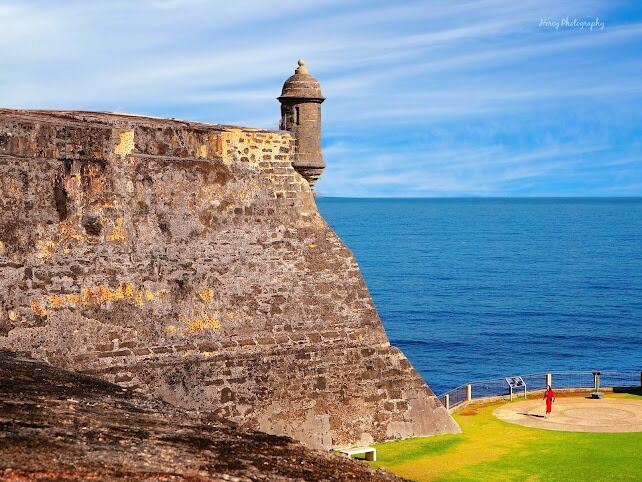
(317, 198, 642, 395)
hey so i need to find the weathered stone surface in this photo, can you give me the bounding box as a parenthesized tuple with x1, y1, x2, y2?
(0, 350, 405, 481)
(0, 108, 459, 450)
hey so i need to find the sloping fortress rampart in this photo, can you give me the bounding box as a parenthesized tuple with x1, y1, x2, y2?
(0, 61, 459, 449)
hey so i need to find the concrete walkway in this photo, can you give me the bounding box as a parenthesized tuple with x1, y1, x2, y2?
(493, 397, 642, 432)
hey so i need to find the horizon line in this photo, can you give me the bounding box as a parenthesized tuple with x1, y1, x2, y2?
(316, 195, 642, 200)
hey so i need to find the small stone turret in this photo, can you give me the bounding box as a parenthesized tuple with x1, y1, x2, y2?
(278, 59, 325, 188)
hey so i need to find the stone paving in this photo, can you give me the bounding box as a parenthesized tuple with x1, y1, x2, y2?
(493, 397, 642, 432)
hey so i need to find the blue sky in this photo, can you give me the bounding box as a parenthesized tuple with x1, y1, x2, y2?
(1, 0, 640, 197)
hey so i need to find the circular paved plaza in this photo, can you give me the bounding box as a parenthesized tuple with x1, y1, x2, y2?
(493, 397, 642, 432)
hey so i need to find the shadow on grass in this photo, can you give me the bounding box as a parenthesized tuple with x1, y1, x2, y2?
(613, 386, 642, 396)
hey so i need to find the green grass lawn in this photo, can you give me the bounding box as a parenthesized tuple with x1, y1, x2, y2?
(370, 393, 642, 481)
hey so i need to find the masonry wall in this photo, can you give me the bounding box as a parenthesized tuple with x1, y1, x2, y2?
(0, 109, 459, 449)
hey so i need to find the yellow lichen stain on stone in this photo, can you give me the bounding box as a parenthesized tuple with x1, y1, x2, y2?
(199, 288, 214, 303)
(30, 301, 47, 317)
(226, 311, 235, 320)
(114, 130, 135, 158)
(99, 200, 119, 210)
(8, 310, 18, 321)
(44, 284, 164, 310)
(65, 293, 82, 305)
(308, 243, 316, 249)
(199, 144, 208, 159)
(58, 218, 86, 242)
(113, 285, 125, 300)
(166, 325, 177, 335)
(0, 241, 5, 255)
(36, 240, 56, 261)
(108, 218, 127, 241)
(123, 282, 134, 298)
(187, 313, 221, 332)
(48, 294, 65, 308)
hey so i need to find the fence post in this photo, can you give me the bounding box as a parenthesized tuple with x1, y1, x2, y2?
(546, 373, 552, 387)
(466, 384, 472, 402)
(444, 394, 450, 410)
(592, 371, 601, 393)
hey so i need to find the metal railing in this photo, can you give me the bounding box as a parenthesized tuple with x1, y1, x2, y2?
(439, 370, 641, 410)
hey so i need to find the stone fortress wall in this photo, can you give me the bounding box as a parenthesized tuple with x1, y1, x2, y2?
(0, 63, 459, 450)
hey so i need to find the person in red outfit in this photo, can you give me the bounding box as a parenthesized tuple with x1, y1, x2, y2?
(543, 385, 555, 417)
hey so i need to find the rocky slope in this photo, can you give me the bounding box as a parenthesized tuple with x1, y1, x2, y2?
(0, 350, 403, 481)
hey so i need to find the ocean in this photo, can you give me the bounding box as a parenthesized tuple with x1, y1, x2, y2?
(317, 198, 642, 395)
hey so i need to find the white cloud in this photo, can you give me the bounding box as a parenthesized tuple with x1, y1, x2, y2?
(0, 0, 640, 196)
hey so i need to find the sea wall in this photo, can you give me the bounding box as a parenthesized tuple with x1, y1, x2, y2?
(0, 109, 459, 449)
